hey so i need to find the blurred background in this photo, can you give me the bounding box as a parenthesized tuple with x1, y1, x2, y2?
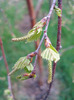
(0, 0, 74, 100)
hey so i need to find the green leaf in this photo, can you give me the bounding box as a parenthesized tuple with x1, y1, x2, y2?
(9, 56, 33, 75)
(12, 31, 34, 41)
(13, 57, 30, 69)
(41, 45, 60, 62)
(34, 20, 44, 28)
(50, 45, 58, 53)
(12, 19, 44, 42)
(55, 6, 61, 17)
(24, 67, 32, 73)
(27, 28, 42, 42)
(26, 63, 33, 71)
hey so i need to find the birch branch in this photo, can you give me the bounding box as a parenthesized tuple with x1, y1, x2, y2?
(0, 38, 15, 100)
(43, 0, 62, 100)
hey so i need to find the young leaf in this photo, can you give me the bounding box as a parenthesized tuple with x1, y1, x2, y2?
(12, 17, 47, 42)
(33, 17, 46, 28)
(9, 56, 33, 75)
(26, 63, 33, 71)
(55, 6, 61, 17)
(48, 61, 52, 84)
(12, 31, 34, 41)
(41, 45, 60, 62)
(27, 28, 42, 42)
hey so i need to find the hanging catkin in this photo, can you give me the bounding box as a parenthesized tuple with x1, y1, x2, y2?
(47, 60, 52, 84)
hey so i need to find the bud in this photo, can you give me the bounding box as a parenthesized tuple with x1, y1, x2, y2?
(34, 17, 47, 28)
(9, 56, 33, 76)
(4, 89, 11, 96)
(45, 36, 51, 48)
(16, 72, 36, 80)
(54, 6, 61, 17)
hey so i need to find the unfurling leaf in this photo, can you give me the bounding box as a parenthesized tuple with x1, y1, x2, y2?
(12, 31, 34, 41)
(27, 28, 42, 42)
(12, 17, 47, 42)
(41, 45, 60, 62)
(33, 17, 46, 28)
(47, 61, 52, 84)
(54, 6, 61, 17)
(9, 56, 33, 75)
(12, 27, 42, 42)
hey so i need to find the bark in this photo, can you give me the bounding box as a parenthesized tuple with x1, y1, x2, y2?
(0, 37, 15, 100)
(26, 0, 43, 85)
(43, 0, 62, 99)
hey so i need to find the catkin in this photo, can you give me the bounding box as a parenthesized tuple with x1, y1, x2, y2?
(47, 60, 52, 84)
(12, 33, 34, 41)
(12, 36, 26, 41)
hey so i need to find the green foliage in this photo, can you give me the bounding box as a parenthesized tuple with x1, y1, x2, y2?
(27, 27, 42, 42)
(41, 45, 60, 63)
(54, 5, 61, 17)
(9, 57, 33, 76)
(0, 0, 74, 100)
(12, 19, 44, 42)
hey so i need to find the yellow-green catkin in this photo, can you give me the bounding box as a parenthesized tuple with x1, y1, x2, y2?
(12, 33, 34, 41)
(12, 36, 26, 41)
(47, 60, 52, 84)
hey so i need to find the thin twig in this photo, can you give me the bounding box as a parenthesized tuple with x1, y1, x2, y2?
(43, 0, 62, 100)
(0, 38, 15, 100)
(33, 33, 46, 70)
(26, 0, 43, 85)
(33, 0, 56, 72)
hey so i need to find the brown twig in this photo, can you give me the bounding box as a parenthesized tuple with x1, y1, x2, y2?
(26, 0, 43, 85)
(43, 0, 62, 100)
(0, 38, 15, 100)
(26, 0, 56, 80)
